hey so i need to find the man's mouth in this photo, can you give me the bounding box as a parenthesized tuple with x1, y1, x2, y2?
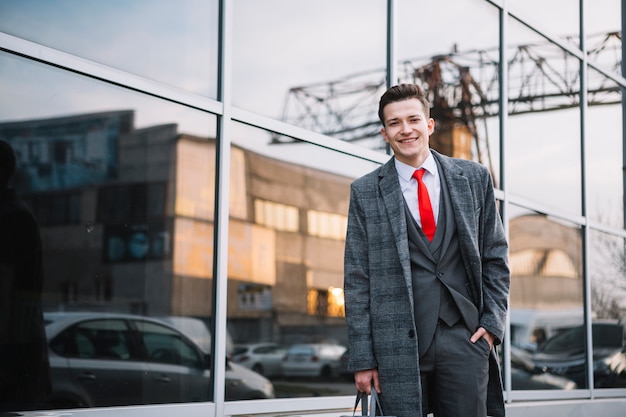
(398, 137, 417, 144)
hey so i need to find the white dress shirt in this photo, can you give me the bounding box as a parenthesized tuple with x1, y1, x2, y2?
(394, 152, 441, 228)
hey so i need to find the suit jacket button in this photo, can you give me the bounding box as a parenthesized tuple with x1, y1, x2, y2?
(408, 330, 415, 338)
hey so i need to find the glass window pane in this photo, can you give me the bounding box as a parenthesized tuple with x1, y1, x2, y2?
(589, 229, 626, 389)
(587, 69, 623, 227)
(508, 206, 583, 390)
(507, 19, 582, 215)
(232, 0, 387, 151)
(586, 0, 621, 78)
(0, 0, 218, 97)
(0, 51, 218, 409)
(397, 0, 502, 186)
(226, 122, 378, 398)
(509, 0, 579, 49)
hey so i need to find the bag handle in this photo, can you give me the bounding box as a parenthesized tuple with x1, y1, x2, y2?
(369, 388, 384, 417)
(352, 391, 367, 416)
(353, 386, 384, 417)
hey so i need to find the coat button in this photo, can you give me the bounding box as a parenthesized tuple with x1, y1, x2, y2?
(408, 330, 415, 338)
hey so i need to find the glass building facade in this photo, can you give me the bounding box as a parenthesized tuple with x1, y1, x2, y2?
(0, 1, 624, 416)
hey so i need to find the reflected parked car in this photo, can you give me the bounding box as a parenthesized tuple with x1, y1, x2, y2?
(282, 343, 347, 379)
(232, 343, 287, 377)
(158, 315, 234, 358)
(509, 346, 577, 390)
(595, 344, 626, 388)
(43, 312, 274, 408)
(531, 322, 625, 388)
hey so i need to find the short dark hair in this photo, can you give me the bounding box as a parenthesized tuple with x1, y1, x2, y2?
(378, 84, 431, 126)
(0, 140, 16, 189)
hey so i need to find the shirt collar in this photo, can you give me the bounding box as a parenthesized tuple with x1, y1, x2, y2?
(394, 152, 437, 182)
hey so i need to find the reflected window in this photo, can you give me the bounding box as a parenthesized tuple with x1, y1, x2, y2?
(136, 321, 203, 368)
(22, 191, 81, 225)
(307, 210, 347, 240)
(254, 199, 299, 232)
(98, 182, 166, 223)
(307, 287, 345, 318)
(509, 248, 578, 279)
(50, 318, 132, 360)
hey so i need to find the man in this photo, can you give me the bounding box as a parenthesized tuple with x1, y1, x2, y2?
(0, 139, 51, 410)
(344, 84, 509, 417)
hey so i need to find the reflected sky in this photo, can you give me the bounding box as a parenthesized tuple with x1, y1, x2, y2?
(0, 0, 218, 97)
(0, 0, 623, 216)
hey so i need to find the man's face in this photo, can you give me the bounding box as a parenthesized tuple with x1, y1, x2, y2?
(381, 98, 434, 167)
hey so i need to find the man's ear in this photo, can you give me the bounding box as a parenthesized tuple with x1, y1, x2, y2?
(381, 127, 389, 143)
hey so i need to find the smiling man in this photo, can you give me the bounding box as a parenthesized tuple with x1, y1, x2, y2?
(343, 84, 510, 417)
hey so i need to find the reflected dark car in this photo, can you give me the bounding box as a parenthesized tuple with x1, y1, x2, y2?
(594, 343, 626, 388)
(232, 343, 287, 377)
(43, 312, 274, 408)
(530, 322, 625, 388)
(282, 343, 346, 379)
(509, 346, 577, 390)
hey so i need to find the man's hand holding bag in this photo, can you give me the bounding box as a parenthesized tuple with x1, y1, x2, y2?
(341, 388, 396, 417)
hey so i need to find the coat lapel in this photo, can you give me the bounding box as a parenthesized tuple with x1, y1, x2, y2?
(378, 159, 414, 298)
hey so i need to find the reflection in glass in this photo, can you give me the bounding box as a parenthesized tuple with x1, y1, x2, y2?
(0, 51, 258, 409)
(0, 0, 218, 97)
(508, 0, 579, 48)
(233, 0, 386, 150)
(506, 20, 582, 214)
(226, 122, 378, 398)
(507, 208, 583, 390)
(587, 70, 623, 226)
(586, 0, 621, 78)
(589, 230, 626, 389)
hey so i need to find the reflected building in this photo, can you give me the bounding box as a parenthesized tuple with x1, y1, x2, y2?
(0, 111, 349, 344)
(508, 214, 584, 350)
(509, 214, 582, 310)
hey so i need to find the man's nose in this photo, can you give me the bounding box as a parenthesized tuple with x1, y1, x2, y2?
(400, 121, 412, 133)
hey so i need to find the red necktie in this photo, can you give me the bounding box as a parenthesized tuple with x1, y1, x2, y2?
(412, 169, 436, 241)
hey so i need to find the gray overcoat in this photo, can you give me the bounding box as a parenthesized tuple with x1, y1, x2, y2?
(344, 151, 510, 417)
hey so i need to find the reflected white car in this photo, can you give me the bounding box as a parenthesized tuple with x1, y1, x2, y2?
(43, 312, 274, 408)
(232, 343, 287, 377)
(282, 343, 347, 379)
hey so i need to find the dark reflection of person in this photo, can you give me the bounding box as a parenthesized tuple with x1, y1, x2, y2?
(0, 140, 51, 411)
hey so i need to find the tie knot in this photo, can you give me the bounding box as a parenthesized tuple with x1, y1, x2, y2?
(413, 169, 426, 181)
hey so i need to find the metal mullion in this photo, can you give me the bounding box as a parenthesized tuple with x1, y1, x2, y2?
(211, 0, 233, 415)
(579, 0, 595, 399)
(497, 0, 513, 402)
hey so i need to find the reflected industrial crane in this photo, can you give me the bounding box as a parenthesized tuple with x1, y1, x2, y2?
(277, 31, 622, 180)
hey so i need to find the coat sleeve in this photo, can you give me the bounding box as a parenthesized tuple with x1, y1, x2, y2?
(343, 181, 378, 372)
(476, 167, 510, 345)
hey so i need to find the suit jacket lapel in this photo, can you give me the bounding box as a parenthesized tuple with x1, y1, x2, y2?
(433, 152, 480, 283)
